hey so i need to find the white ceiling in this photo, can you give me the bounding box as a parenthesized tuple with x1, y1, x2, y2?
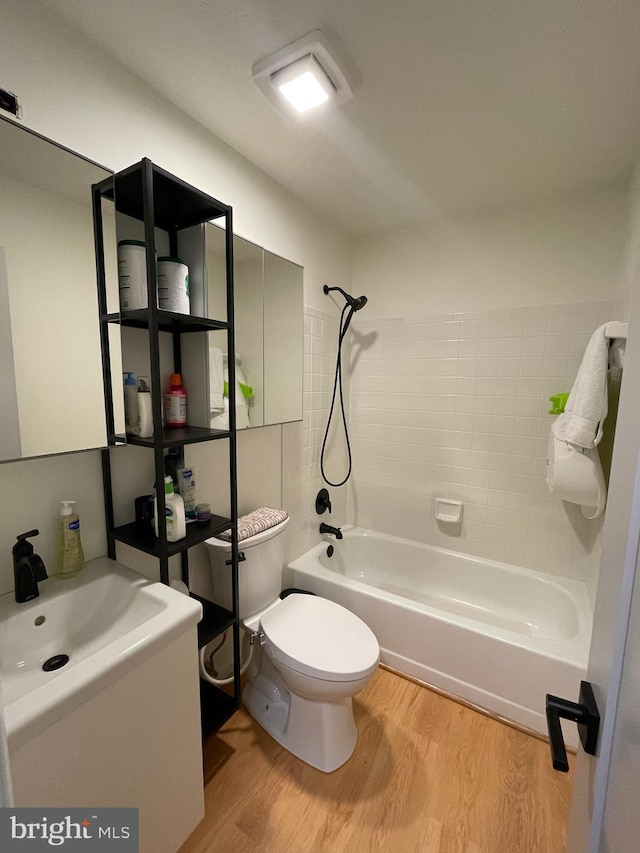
(42, 0, 640, 236)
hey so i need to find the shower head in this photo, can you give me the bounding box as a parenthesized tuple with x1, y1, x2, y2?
(351, 294, 368, 311)
(323, 285, 368, 312)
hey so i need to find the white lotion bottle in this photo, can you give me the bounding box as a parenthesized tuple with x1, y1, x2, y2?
(153, 476, 186, 542)
(55, 500, 84, 578)
(137, 375, 153, 438)
(123, 371, 139, 435)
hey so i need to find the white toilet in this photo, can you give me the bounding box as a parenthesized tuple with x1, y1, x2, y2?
(204, 516, 380, 772)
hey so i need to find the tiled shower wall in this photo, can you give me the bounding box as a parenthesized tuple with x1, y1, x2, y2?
(283, 306, 349, 560)
(349, 299, 624, 587)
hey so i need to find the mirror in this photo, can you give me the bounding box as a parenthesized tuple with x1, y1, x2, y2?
(263, 251, 304, 424)
(0, 117, 122, 462)
(204, 224, 303, 428)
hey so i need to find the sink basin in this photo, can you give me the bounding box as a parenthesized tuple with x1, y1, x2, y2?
(0, 557, 202, 751)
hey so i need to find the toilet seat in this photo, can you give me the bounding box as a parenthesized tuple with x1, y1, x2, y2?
(260, 594, 379, 682)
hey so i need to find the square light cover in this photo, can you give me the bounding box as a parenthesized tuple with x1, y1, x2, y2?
(251, 30, 354, 120)
(272, 55, 335, 113)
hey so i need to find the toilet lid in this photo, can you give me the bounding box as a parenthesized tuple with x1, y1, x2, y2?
(260, 594, 379, 682)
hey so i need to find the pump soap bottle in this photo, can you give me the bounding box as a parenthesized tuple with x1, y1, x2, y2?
(123, 371, 139, 435)
(56, 500, 84, 578)
(153, 476, 186, 542)
(137, 375, 153, 438)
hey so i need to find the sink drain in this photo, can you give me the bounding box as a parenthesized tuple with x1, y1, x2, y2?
(42, 654, 69, 672)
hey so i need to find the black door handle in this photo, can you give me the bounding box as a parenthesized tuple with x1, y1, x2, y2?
(545, 680, 600, 772)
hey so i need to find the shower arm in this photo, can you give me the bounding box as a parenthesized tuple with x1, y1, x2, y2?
(323, 284, 351, 302)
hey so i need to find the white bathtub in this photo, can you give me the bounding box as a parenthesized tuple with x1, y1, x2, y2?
(285, 527, 592, 747)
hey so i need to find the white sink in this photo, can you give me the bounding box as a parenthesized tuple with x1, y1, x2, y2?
(0, 557, 202, 752)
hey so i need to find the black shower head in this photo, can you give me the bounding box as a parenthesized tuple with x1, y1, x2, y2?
(351, 294, 368, 311)
(323, 285, 368, 312)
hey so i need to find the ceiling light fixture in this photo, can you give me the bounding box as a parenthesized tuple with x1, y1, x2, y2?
(251, 30, 353, 119)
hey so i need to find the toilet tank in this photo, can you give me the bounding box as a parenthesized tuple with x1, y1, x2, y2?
(204, 517, 289, 619)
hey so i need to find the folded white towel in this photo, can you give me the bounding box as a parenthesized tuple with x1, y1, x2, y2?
(217, 507, 289, 542)
(555, 323, 609, 449)
(209, 346, 224, 411)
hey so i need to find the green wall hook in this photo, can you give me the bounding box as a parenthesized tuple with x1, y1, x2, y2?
(549, 392, 570, 415)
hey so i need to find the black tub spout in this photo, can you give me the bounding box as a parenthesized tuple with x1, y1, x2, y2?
(319, 523, 343, 540)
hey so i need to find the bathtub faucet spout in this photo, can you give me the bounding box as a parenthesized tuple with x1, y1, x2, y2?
(319, 523, 343, 540)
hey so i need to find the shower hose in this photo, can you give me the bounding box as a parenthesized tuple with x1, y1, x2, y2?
(320, 302, 354, 487)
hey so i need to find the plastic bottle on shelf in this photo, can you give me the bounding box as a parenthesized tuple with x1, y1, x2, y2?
(157, 257, 190, 314)
(123, 371, 139, 435)
(164, 446, 181, 490)
(55, 501, 84, 578)
(117, 240, 148, 310)
(153, 476, 186, 542)
(137, 376, 153, 437)
(164, 373, 187, 428)
(177, 466, 197, 519)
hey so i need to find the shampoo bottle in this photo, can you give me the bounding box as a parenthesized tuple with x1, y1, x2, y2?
(137, 375, 153, 438)
(123, 371, 139, 435)
(164, 373, 187, 428)
(153, 476, 186, 542)
(55, 500, 84, 578)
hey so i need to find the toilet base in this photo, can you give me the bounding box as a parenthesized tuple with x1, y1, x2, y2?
(242, 652, 358, 773)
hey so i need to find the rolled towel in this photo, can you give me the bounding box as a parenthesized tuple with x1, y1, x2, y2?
(217, 507, 289, 542)
(555, 323, 609, 449)
(608, 337, 625, 369)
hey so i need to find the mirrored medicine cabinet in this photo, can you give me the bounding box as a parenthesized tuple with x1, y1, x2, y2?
(0, 116, 303, 465)
(0, 116, 123, 463)
(175, 222, 303, 429)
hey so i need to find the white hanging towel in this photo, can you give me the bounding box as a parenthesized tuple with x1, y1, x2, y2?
(209, 346, 225, 412)
(554, 323, 609, 449)
(210, 357, 251, 430)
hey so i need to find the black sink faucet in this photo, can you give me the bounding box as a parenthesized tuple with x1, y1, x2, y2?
(13, 530, 48, 603)
(319, 522, 343, 540)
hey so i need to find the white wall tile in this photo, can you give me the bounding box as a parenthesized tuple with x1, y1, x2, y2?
(347, 300, 612, 581)
(524, 315, 548, 336)
(500, 337, 523, 357)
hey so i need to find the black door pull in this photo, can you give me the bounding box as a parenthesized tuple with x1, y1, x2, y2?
(545, 680, 600, 772)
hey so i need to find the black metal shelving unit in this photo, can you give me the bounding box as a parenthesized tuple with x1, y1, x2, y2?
(92, 158, 241, 736)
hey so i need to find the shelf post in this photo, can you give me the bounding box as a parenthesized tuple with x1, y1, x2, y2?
(224, 207, 241, 708)
(140, 159, 170, 585)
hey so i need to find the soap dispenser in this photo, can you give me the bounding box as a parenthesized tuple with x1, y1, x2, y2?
(56, 501, 85, 578)
(137, 375, 153, 438)
(123, 371, 139, 435)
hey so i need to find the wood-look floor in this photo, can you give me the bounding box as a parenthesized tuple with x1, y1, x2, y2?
(179, 668, 573, 853)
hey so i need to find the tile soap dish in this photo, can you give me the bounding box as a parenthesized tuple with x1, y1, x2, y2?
(435, 498, 463, 524)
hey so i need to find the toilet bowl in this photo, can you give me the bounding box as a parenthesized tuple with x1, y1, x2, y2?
(204, 515, 380, 772)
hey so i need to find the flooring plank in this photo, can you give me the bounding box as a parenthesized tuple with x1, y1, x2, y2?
(180, 668, 573, 853)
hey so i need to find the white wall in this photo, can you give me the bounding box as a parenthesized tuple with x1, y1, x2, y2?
(0, 0, 349, 595)
(352, 184, 628, 319)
